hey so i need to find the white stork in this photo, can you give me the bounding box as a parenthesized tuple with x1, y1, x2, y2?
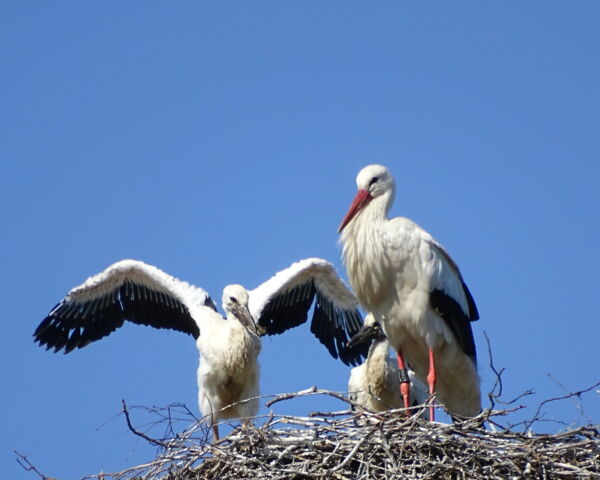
(338, 165, 481, 420)
(33, 258, 368, 440)
(347, 313, 428, 415)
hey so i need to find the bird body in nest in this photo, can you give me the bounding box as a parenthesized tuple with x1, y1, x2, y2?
(348, 314, 428, 415)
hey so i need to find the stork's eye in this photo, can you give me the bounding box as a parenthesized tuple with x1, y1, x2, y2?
(369, 176, 379, 187)
(229, 296, 237, 303)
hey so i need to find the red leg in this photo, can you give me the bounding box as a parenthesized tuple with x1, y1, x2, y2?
(427, 348, 436, 421)
(396, 351, 411, 416)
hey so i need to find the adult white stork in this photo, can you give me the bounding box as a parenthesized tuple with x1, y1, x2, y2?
(33, 258, 368, 440)
(338, 165, 480, 420)
(347, 313, 428, 415)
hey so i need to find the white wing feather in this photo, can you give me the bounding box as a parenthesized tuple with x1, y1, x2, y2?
(64, 259, 213, 312)
(248, 257, 358, 319)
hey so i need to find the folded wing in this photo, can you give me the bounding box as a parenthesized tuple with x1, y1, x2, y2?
(428, 242, 479, 362)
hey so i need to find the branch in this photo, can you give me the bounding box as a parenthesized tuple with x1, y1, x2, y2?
(521, 380, 600, 432)
(265, 386, 377, 413)
(14, 451, 51, 480)
(483, 331, 502, 410)
(546, 373, 596, 425)
(265, 386, 319, 407)
(121, 399, 170, 448)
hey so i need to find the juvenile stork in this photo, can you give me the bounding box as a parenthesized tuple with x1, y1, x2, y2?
(338, 165, 480, 420)
(33, 258, 368, 440)
(347, 313, 428, 415)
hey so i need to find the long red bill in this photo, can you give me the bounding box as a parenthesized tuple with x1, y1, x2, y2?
(338, 189, 372, 233)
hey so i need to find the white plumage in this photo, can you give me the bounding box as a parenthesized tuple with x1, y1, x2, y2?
(34, 258, 367, 439)
(196, 284, 261, 438)
(338, 165, 481, 419)
(347, 314, 428, 415)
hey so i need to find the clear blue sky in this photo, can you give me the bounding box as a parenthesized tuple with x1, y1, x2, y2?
(2, 2, 599, 478)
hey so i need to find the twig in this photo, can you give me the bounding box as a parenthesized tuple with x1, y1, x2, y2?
(265, 386, 318, 407)
(547, 373, 596, 426)
(521, 380, 600, 432)
(484, 330, 502, 410)
(121, 399, 170, 448)
(14, 451, 51, 480)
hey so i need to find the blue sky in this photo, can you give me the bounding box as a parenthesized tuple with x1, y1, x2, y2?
(2, 2, 599, 478)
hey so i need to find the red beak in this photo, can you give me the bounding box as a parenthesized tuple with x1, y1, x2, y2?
(338, 189, 372, 233)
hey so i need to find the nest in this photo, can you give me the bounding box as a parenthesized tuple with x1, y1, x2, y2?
(19, 386, 592, 480)
(16, 340, 599, 479)
(173, 413, 599, 479)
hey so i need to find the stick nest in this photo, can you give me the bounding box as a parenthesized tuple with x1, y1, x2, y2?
(74, 388, 599, 480)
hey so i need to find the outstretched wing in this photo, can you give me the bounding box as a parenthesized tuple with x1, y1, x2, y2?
(249, 258, 369, 366)
(33, 259, 217, 353)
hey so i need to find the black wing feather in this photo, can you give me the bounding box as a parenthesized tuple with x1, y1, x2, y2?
(258, 280, 316, 335)
(430, 288, 477, 363)
(257, 276, 368, 367)
(33, 280, 200, 354)
(311, 291, 368, 366)
(310, 297, 335, 357)
(462, 281, 479, 321)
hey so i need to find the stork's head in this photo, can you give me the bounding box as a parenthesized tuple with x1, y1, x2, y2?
(222, 284, 262, 335)
(346, 313, 386, 348)
(338, 164, 395, 233)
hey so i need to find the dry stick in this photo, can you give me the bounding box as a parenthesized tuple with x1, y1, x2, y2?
(484, 330, 535, 410)
(521, 380, 600, 433)
(265, 386, 319, 407)
(483, 330, 502, 410)
(266, 386, 368, 409)
(330, 427, 376, 472)
(546, 373, 596, 426)
(121, 399, 170, 448)
(14, 451, 51, 480)
(266, 386, 418, 417)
